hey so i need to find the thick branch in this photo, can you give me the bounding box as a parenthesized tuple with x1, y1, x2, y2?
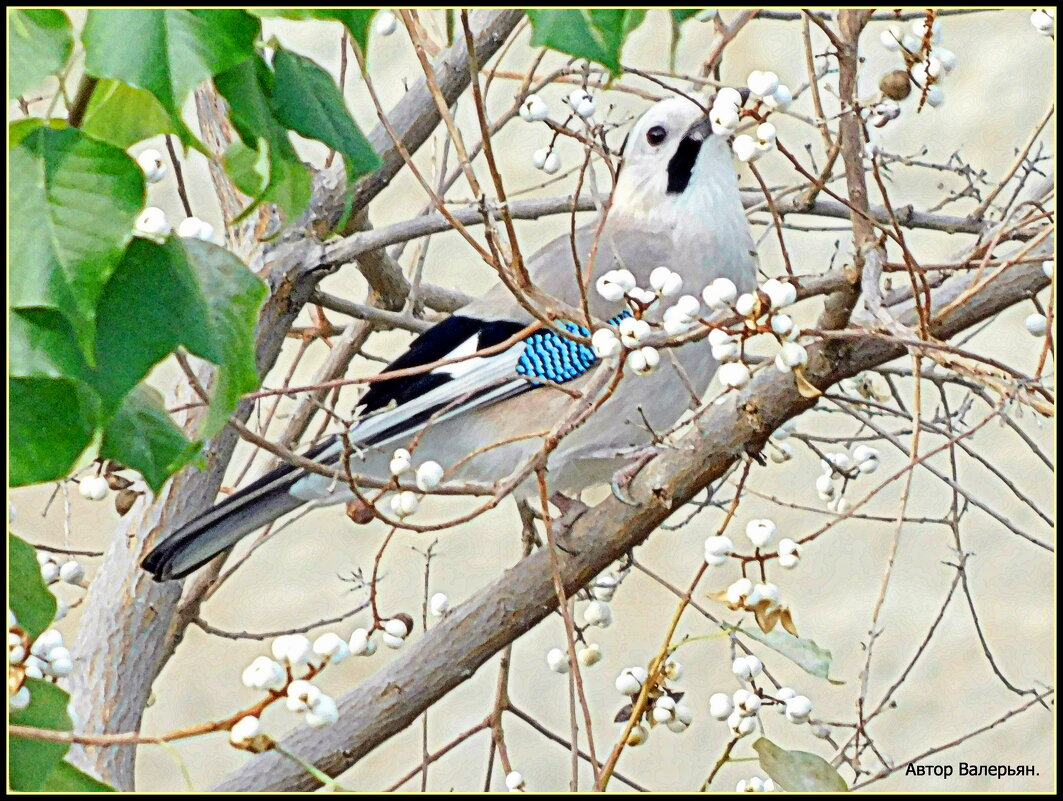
(214, 261, 1049, 792)
(319, 191, 1016, 275)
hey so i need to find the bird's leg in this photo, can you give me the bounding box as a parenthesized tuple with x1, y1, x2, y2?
(517, 498, 542, 551)
(549, 492, 589, 528)
(609, 446, 664, 506)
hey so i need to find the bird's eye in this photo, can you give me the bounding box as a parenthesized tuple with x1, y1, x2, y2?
(646, 125, 667, 146)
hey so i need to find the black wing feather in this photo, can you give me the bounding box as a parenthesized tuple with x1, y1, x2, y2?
(359, 315, 526, 414)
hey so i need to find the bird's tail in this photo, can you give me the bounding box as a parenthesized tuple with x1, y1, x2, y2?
(141, 466, 307, 581)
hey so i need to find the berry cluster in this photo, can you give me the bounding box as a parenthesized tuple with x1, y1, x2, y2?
(613, 657, 692, 747)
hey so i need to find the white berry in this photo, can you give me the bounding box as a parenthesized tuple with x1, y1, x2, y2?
(650, 266, 683, 297)
(710, 103, 740, 136)
(591, 327, 622, 358)
(505, 771, 525, 791)
(770, 314, 793, 337)
(429, 592, 450, 617)
(272, 634, 313, 667)
(241, 656, 286, 691)
(704, 535, 734, 558)
(230, 715, 260, 744)
(745, 519, 776, 548)
(761, 278, 797, 308)
(615, 668, 643, 696)
(305, 693, 339, 727)
(626, 724, 649, 746)
(732, 134, 761, 163)
(285, 679, 321, 713)
(136, 148, 167, 183)
(747, 70, 780, 98)
(1025, 313, 1047, 337)
(375, 9, 398, 36)
(578, 643, 603, 667)
(546, 647, 570, 674)
(389, 448, 412, 477)
(176, 216, 215, 242)
(703, 277, 738, 309)
(415, 461, 444, 491)
(625, 346, 660, 376)
(583, 600, 614, 628)
(59, 560, 84, 585)
(313, 632, 350, 663)
(709, 692, 734, 720)
(10, 686, 31, 711)
(718, 362, 751, 390)
(384, 618, 410, 639)
(519, 94, 549, 122)
(726, 577, 754, 605)
(1031, 9, 1055, 35)
(40, 561, 59, 584)
(774, 342, 808, 372)
(390, 491, 420, 519)
(349, 628, 376, 657)
(785, 695, 813, 723)
(134, 206, 170, 238)
(765, 84, 793, 111)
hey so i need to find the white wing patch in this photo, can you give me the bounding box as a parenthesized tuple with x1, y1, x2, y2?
(434, 334, 488, 378)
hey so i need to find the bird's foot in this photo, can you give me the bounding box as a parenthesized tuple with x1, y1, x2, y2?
(550, 492, 590, 529)
(610, 447, 662, 506)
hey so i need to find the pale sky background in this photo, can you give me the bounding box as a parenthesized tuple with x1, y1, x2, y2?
(13, 8, 1055, 792)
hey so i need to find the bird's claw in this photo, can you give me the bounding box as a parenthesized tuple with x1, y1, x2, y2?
(611, 476, 641, 507)
(609, 449, 661, 507)
(550, 492, 589, 529)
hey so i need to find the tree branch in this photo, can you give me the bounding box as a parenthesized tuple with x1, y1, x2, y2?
(63, 11, 525, 790)
(213, 261, 1050, 791)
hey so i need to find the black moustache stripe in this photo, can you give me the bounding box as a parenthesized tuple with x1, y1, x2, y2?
(666, 135, 703, 195)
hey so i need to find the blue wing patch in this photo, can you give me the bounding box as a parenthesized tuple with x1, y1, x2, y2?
(515, 312, 630, 386)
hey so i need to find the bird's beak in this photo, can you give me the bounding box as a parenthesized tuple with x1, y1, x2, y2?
(685, 115, 714, 142)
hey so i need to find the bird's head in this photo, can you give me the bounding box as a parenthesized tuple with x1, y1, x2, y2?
(611, 95, 740, 226)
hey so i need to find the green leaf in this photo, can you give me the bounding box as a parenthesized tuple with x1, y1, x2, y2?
(526, 9, 647, 76)
(92, 237, 265, 438)
(731, 626, 845, 684)
(215, 56, 284, 150)
(82, 9, 258, 116)
(9, 534, 58, 640)
(9, 9, 73, 99)
(11, 308, 91, 382)
(79, 79, 178, 148)
(99, 385, 199, 492)
(753, 738, 849, 792)
(10, 126, 144, 355)
(41, 761, 116, 792)
(271, 48, 381, 179)
(671, 9, 709, 24)
(181, 238, 267, 436)
(92, 237, 216, 414)
(215, 56, 311, 222)
(10, 378, 98, 487)
(10, 679, 72, 792)
(247, 10, 379, 55)
(9, 309, 102, 487)
(308, 10, 378, 55)
(224, 138, 271, 198)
